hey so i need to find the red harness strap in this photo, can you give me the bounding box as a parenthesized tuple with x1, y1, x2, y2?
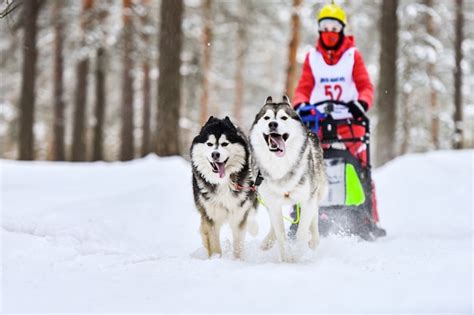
(234, 183, 256, 192)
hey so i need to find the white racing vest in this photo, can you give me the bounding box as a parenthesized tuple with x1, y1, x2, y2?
(308, 47, 359, 104)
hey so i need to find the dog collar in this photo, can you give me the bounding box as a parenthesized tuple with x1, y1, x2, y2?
(232, 171, 264, 192)
(232, 182, 257, 192)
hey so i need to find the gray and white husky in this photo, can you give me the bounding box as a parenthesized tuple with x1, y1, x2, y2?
(191, 116, 258, 259)
(250, 96, 327, 262)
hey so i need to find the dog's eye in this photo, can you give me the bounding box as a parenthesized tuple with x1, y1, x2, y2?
(264, 116, 270, 120)
(221, 142, 229, 147)
(206, 142, 213, 147)
(281, 116, 288, 120)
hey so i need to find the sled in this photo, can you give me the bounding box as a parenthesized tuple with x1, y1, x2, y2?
(293, 100, 384, 240)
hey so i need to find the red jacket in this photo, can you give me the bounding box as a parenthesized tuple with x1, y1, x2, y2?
(293, 36, 374, 109)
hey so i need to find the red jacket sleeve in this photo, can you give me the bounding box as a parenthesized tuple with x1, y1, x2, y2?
(353, 50, 374, 109)
(292, 53, 314, 108)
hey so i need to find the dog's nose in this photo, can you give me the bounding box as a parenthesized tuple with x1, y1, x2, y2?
(269, 121, 278, 130)
(211, 151, 220, 160)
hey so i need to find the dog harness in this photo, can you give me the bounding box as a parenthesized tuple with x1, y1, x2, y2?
(251, 171, 301, 225)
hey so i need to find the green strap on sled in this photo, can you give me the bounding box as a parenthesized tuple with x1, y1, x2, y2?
(257, 195, 301, 225)
(283, 203, 300, 224)
(345, 164, 365, 206)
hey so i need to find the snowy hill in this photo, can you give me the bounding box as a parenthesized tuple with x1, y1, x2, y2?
(1, 150, 472, 313)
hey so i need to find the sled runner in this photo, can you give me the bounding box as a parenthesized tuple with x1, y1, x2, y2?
(292, 100, 385, 240)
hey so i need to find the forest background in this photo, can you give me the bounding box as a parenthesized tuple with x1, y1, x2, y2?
(1, 0, 473, 166)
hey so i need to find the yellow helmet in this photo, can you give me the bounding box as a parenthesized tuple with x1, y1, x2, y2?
(317, 2, 347, 26)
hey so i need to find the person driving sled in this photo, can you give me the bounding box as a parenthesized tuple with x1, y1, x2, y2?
(292, 2, 385, 236)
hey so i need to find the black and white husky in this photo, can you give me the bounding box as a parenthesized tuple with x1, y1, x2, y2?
(190, 116, 258, 259)
(250, 96, 327, 262)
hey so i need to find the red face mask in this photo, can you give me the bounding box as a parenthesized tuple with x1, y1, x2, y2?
(321, 32, 340, 48)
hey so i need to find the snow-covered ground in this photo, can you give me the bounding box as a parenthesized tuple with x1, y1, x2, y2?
(1, 150, 472, 313)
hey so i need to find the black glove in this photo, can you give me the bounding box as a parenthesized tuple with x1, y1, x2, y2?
(348, 100, 368, 119)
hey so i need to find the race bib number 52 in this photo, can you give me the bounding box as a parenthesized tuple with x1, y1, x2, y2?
(324, 84, 342, 101)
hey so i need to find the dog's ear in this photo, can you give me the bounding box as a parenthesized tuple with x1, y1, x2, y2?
(204, 116, 215, 125)
(223, 116, 237, 130)
(282, 95, 291, 106)
(265, 96, 273, 104)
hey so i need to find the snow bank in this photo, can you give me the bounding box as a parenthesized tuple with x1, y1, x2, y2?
(1, 151, 472, 313)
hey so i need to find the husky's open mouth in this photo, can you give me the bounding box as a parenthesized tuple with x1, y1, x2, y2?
(210, 158, 229, 178)
(263, 133, 289, 157)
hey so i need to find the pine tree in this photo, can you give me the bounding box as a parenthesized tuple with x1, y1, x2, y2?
(284, 0, 302, 99)
(120, 0, 135, 161)
(200, 0, 213, 125)
(424, 0, 440, 149)
(18, 0, 42, 160)
(155, 0, 184, 156)
(232, 1, 248, 125)
(92, 47, 106, 161)
(375, 0, 399, 166)
(52, 0, 66, 161)
(140, 0, 152, 157)
(71, 0, 94, 161)
(453, 0, 464, 149)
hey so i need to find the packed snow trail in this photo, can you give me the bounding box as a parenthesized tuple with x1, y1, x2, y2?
(1, 151, 472, 313)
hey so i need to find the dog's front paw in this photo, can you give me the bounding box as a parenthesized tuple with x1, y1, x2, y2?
(260, 238, 275, 251)
(233, 243, 243, 259)
(281, 252, 298, 263)
(209, 252, 222, 259)
(284, 240, 310, 263)
(309, 235, 320, 250)
(260, 229, 276, 251)
(208, 246, 222, 259)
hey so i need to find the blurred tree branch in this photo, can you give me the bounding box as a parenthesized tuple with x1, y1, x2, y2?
(0, 0, 22, 19)
(1, 0, 44, 33)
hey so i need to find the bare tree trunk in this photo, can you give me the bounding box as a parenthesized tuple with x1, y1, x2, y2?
(141, 0, 151, 157)
(424, 0, 439, 149)
(199, 0, 212, 125)
(453, 0, 464, 149)
(399, 20, 416, 155)
(71, 0, 94, 161)
(233, 3, 247, 125)
(400, 90, 411, 155)
(141, 62, 151, 157)
(18, 0, 41, 160)
(52, 0, 65, 161)
(284, 0, 302, 99)
(155, 0, 184, 156)
(429, 71, 439, 148)
(92, 7, 108, 161)
(71, 59, 90, 161)
(120, 0, 135, 161)
(375, 0, 398, 166)
(92, 47, 106, 161)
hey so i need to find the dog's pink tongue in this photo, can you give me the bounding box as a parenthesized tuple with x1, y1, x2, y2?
(276, 138, 286, 157)
(217, 162, 226, 178)
(270, 136, 286, 157)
